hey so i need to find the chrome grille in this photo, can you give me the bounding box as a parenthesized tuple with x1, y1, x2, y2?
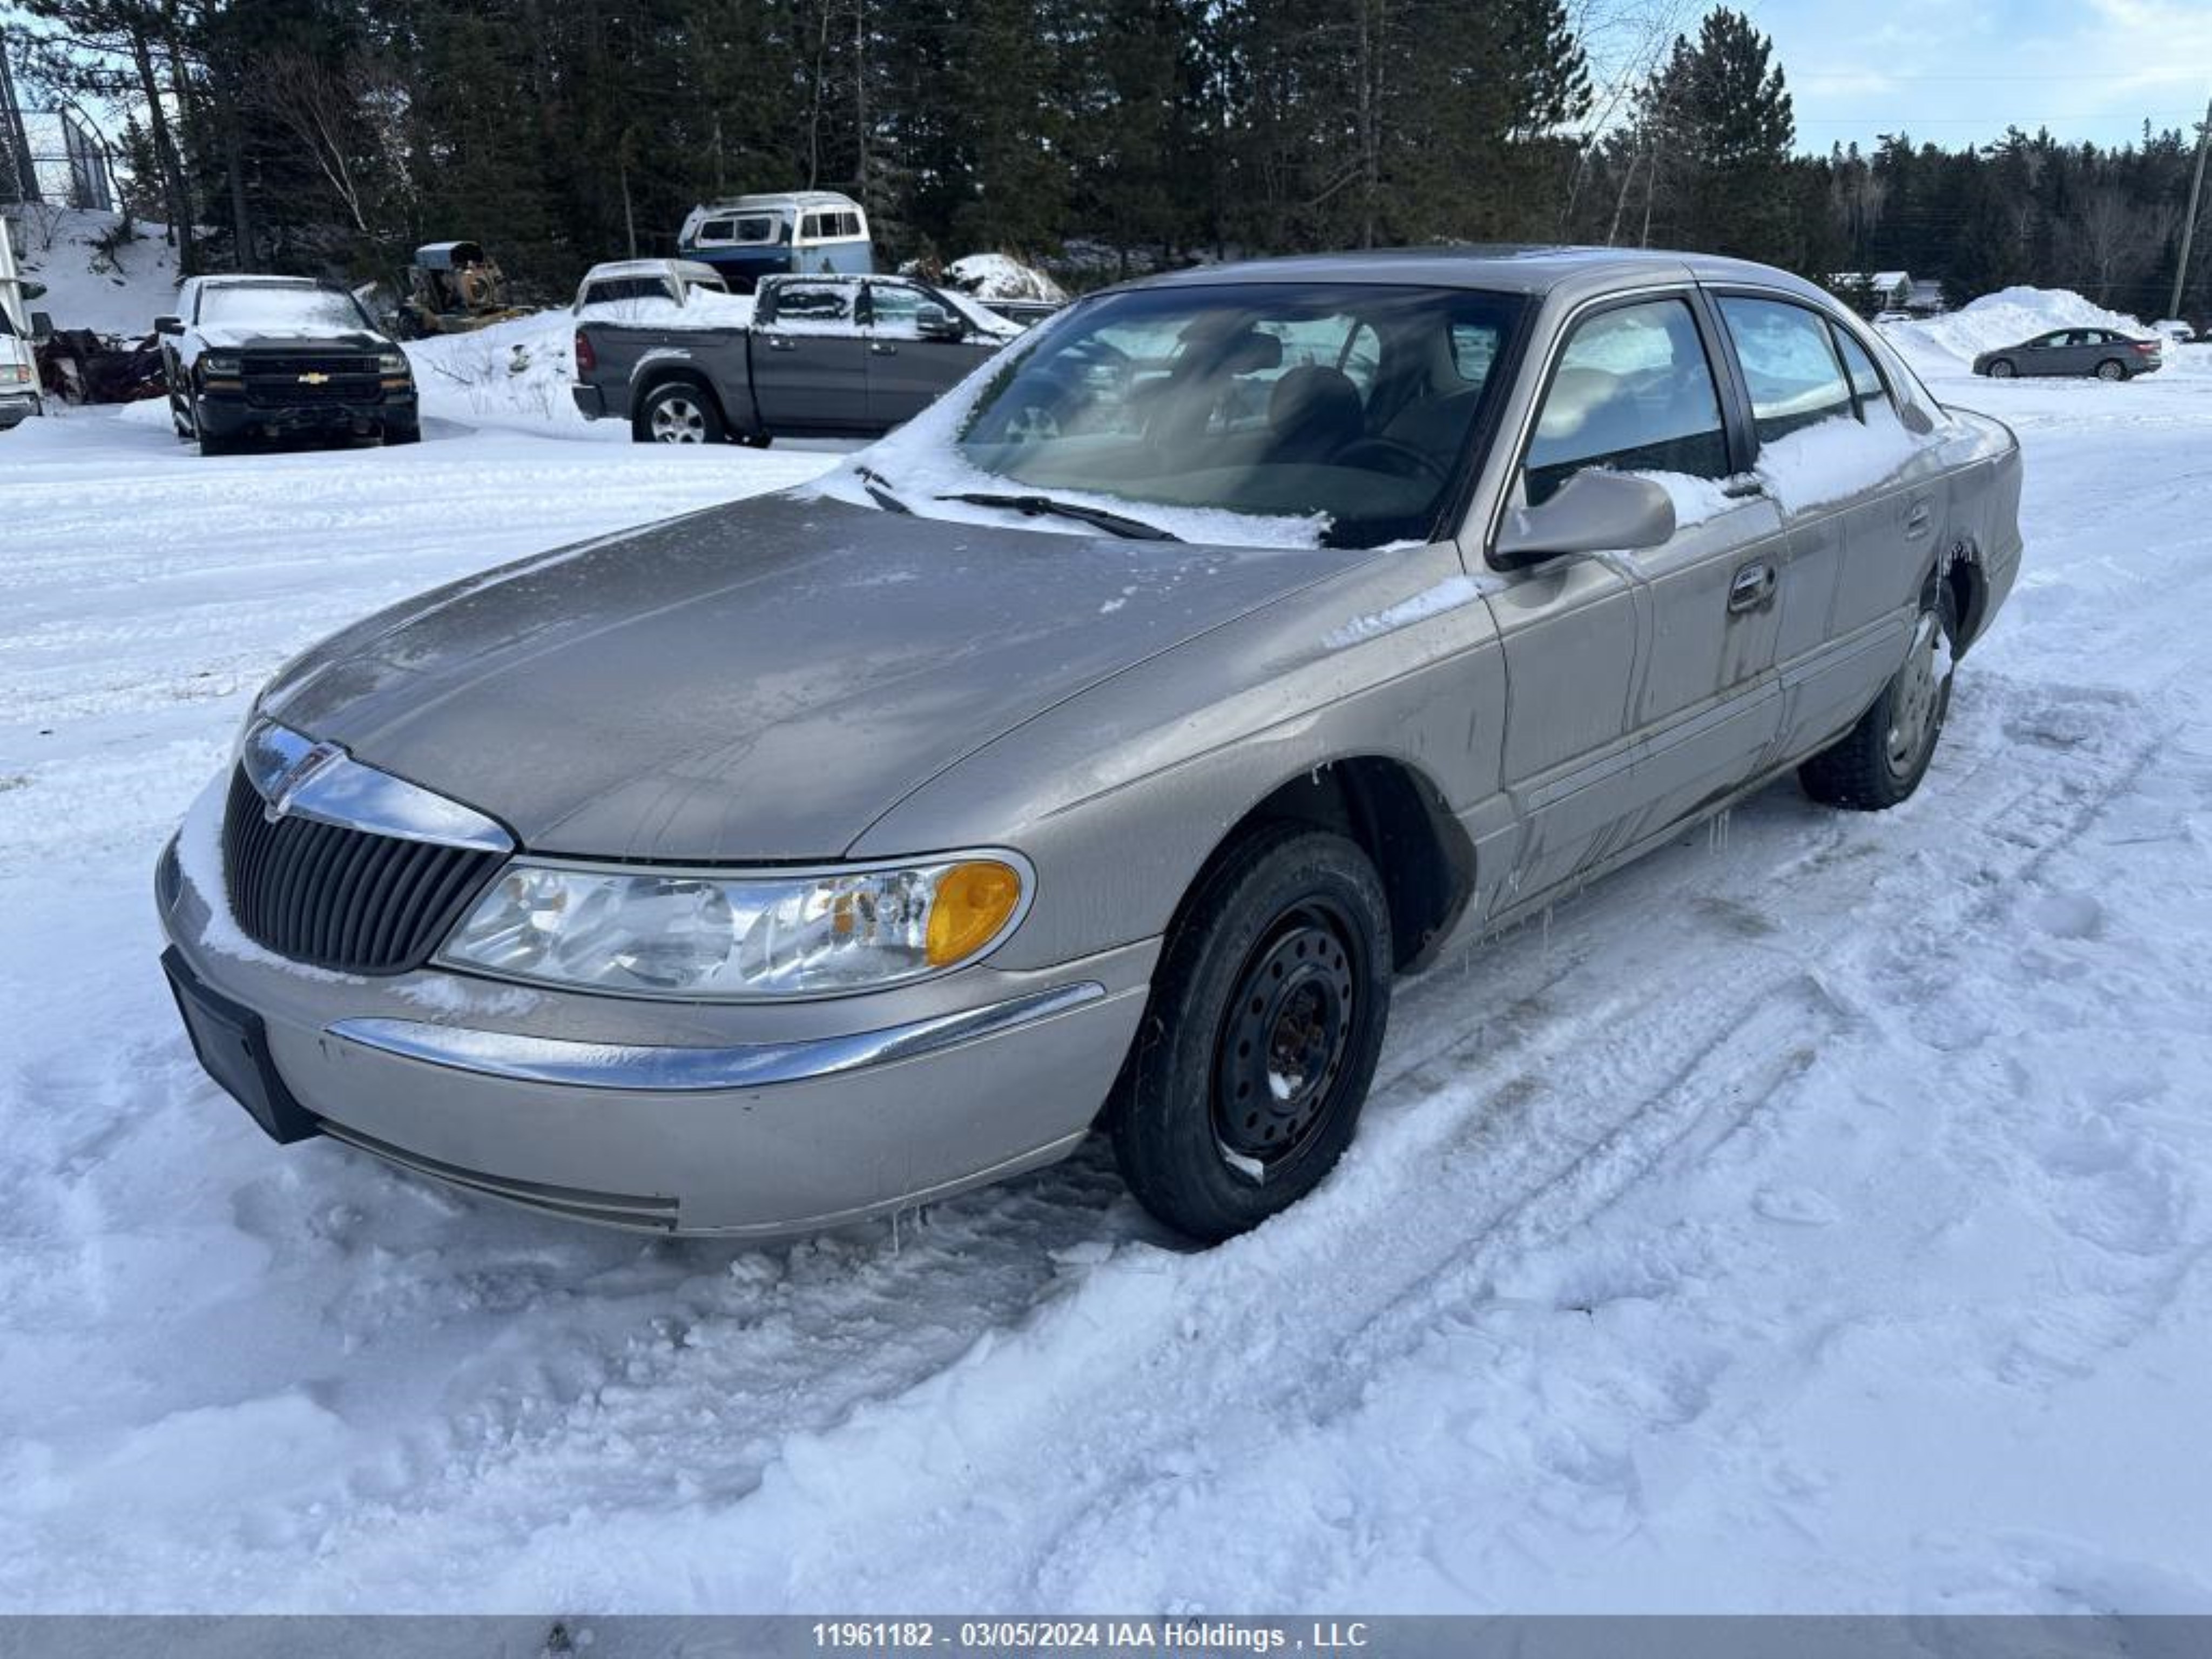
(220, 768, 500, 974)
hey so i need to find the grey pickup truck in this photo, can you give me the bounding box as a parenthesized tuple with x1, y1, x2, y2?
(571, 272, 1023, 445)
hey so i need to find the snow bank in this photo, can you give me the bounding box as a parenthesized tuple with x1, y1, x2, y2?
(403, 310, 597, 433)
(3, 205, 178, 336)
(943, 253, 1067, 305)
(1881, 287, 2149, 370)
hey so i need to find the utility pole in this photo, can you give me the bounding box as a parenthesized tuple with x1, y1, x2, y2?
(2172, 86, 2212, 321)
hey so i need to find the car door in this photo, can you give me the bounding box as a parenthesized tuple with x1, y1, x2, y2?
(1713, 293, 1939, 763)
(861, 281, 982, 428)
(1485, 291, 1782, 909)
(749, 278, 869, 431)
(2016, 331, 2063, 376)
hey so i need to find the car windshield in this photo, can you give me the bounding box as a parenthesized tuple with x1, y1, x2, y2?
(936, 281, 1526, 549)
(198, 285, 372, 333)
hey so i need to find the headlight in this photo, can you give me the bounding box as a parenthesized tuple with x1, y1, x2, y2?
(377, 350, 409, 376)
(201, 352, 242, 377)
(437, 855, 1030, 999)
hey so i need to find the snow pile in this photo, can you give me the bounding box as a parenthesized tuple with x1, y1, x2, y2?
(403, 309, 598, 433)
(573, 289, 757, 331)
(943, 253, 1067, 304)
(2, 205, 178, 337)
(1881, 287, 2148, 369)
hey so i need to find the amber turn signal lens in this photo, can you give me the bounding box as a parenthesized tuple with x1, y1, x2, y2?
(926, 861, 1024, 967)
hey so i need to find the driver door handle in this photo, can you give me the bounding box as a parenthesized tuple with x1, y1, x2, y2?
(1728, 561, 1778, 614)
(869, 341, 899, 356)
(764, 335, 797, 352)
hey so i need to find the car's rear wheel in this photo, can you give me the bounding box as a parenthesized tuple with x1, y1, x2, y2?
(2095, 358, 2128, 382)
(1986, 359, 2016, 379)
(1799, 596, 1952, 811)
(1111, 824, 1392, 1243)
(637, 381, 724, 444)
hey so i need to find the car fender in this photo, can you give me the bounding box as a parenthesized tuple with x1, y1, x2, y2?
(851, 540, 1510, 972)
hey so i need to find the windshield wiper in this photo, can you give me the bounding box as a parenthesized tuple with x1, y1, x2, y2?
(936, 490, 1181, 542)
(854, 466, 913, 516)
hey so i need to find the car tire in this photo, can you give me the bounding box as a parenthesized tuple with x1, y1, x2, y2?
(1986, 359, 2015, 379)
(1799, 594, 1952, 811)
(636, 381, 724, 444)
(1111, 824, 1392, 1243)
(193, 400, 241, 457)
(2095, 359, 2128, 381)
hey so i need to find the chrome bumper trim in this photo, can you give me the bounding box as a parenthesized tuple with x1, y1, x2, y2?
(326, 980, 1108, 1092)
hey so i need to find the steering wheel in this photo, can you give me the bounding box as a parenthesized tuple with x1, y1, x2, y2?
(1333, 436, 1448, 483)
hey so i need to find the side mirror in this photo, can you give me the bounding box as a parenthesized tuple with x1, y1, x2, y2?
(914, 302, 964, 341)
(1492, 469, 1676, 570)
(154, 315, 183, 336)
(29, 311, 53, 345)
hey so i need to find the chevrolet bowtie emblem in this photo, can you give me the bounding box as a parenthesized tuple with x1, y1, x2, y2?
(298, 371, 331, 385)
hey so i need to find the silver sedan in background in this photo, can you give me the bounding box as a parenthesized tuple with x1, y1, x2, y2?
(159, 246, 2023, 1244)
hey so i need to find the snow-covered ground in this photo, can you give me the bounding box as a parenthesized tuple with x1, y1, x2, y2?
(3, 205, 180, 337)
(2, 300, 2209, 1614)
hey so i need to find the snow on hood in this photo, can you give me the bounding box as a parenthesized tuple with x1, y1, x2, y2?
(192, 324, 394, 352)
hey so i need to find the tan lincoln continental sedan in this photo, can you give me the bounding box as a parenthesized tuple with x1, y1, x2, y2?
(157, 247, 2022, 1243)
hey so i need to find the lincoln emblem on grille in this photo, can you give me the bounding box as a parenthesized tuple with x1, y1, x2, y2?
(297, 371, 331, 385)
(264, 740, 345, 823)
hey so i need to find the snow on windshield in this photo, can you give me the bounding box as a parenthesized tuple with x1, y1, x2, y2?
(198, 285, 372, 334)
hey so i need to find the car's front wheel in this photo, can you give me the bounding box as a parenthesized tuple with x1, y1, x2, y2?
(1112, 824, 1392, 1243)
(1799, 596, 1952, 811)
(1986, 359, 2016, 379)
(636, 381, 724, 444)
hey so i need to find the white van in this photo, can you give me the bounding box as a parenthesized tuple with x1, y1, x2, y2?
(0, 212, 47, 428)
(676, 191, 873, 291)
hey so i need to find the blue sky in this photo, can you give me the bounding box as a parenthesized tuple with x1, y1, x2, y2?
(1594, 0, 2212, 154)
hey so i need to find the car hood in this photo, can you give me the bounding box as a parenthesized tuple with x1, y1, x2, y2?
(262, 493, 1353, 860)
(195, 327, 395, 353)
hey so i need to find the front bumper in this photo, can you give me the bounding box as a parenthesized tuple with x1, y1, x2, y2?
(198, 388, 418, 438)
(154, 801, 1153, 1237)
(0, 389, 41, 428)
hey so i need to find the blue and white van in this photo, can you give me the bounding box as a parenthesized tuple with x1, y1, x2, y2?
(676, 191, 873, 291)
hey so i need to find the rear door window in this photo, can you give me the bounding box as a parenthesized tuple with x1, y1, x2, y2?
(1829, 325, 1892, 418)
(772, 281, 855, 325)
(1717, 296, 1856, 446)
(1525, 298, 1729, 505)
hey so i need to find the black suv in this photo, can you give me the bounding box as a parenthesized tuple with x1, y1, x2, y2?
(156, 276, 419, 454)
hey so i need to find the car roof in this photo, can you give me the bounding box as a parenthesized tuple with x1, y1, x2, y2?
(1122, 245, 1833, 303)
(582, 258, 724, 284)
(694, 191, 863, 215)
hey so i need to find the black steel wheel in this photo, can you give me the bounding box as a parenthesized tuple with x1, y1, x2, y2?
(1111, 824, 1392, 1242)
(1211, 900, 1361, 1174)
